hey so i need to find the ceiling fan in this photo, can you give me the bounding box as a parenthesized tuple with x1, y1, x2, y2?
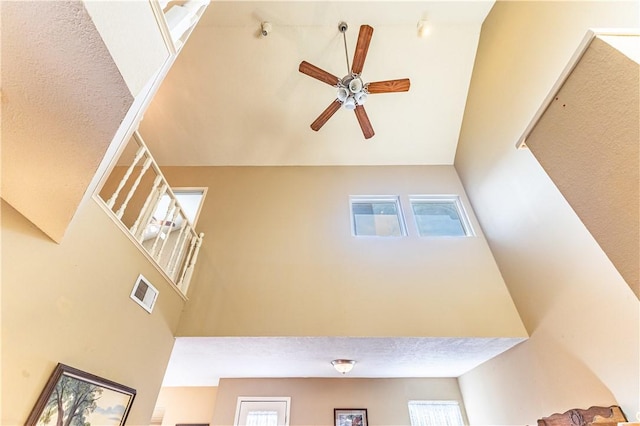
(299, 22, 410, 139)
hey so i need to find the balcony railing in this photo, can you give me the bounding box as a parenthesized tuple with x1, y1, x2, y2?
(96, 132, 204, 297)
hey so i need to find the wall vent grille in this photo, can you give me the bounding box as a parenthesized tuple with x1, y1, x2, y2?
(130, 274, 158, 313)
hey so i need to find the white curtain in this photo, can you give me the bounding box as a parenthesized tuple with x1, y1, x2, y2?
(246, 410, 279, 426)
(408, 401, 464, 426)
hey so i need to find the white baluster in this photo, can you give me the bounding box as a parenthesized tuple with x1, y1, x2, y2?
(155, 201, 182, 266)
(130, 175, 162, 236)
(115, 157, 152, 219)
(106, 145, 146, 209)
(165, 5, 197, 43)
(150, 199, 176, 257)
(178, 232, 204, 294)
(135, 183, 167, 242)
(167, 222, 190, 278)
(177, 233, 198, 288)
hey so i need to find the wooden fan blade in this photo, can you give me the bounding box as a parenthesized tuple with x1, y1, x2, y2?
(351, 25, 374, 75)
(354, 105, 374, 139)
(299, 61, 340, 86)
(367, 78, 410, 94)
(311, 100, 342, 131)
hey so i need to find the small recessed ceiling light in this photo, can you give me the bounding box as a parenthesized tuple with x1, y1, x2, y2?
(417, 19, 431, 38)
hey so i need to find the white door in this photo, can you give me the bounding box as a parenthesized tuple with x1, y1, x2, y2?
(234, 397, 290, 426)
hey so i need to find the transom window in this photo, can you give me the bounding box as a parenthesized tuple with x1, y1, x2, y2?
(410, 196, 472, 237)
(234, 397, 290, 426)
(350, 196, 406, 237)
(408, 400, 464, 426)
(246, 411, 278, 426)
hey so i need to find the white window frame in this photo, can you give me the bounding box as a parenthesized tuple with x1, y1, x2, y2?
(233, 396, 291, 426)
(350, 195, 407, 237)
(163, 187, 208, 227)
(409, 195, 474, 237)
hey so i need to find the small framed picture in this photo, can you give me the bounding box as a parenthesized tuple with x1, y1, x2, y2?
(335, 408, 368, 426)
(25, 363, 136, 426)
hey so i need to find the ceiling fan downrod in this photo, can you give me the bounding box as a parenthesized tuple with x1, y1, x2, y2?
(339, 21, 351, 75)
(336, 22, 368, 110)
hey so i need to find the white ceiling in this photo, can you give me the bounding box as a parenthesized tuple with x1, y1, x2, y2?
(140, 1, 495, 166)
(163, 337, 525, 386)
(144, 1, 507, 385)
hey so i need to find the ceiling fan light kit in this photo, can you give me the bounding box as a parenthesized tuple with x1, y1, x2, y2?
(336, 75, 367, 110)
(299, 22, 411, 139)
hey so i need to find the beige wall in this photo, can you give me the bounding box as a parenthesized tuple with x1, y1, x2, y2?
(155, 386, 218, 426)
(525, 35, 639, 297)
(1, 1, 134, 243)
(83, 0, 170, 98)
(455, 1, 640, 424)
(158, 165, 527, 339)
(212, 378, 467, 426)
(1, 199, 186, 425)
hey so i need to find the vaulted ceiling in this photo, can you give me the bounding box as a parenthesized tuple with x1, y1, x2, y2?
(140, 1, 495, 166)
(140, 1, 501, 385)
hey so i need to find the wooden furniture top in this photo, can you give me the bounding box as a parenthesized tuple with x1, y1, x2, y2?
(537, 405, 627, 426)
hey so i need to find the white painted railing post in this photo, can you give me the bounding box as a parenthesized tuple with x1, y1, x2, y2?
(178, 232, 204, 294)
(167, 224, 190, 278)
(106, 145, 146, 209)
(115, 156, 153, 219)
(130, 175, 162, 236)
(155, 202, 182, 265)
(150, 198, 176, 257)
(177, 233, 197, 289)
(134, 182, 168, 242)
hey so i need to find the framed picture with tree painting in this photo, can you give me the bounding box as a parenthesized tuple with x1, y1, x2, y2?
(25, 363, 136, 426)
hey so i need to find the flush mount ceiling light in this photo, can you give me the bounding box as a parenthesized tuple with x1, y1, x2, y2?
(331, 359, 356, 374)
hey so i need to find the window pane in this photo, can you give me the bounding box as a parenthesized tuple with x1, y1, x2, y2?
(246, 411, 278, 426)
(351, 199, 404, 237)
(411, 199, 467, 237)
(154, 189, 205, 225)
(408, 401, 463, 426)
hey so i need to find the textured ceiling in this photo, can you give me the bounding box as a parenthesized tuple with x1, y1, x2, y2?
(140, 1, 495, 166)
(163, 336, 525, 386)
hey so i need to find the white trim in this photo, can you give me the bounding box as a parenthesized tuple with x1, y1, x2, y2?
(149, 0, 178, 56)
